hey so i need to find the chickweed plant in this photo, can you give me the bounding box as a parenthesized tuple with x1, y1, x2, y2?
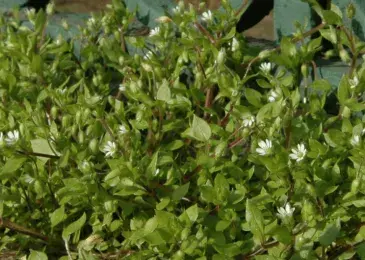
(1, 0, 365, 259)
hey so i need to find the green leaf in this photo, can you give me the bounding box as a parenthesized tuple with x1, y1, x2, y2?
(319, 222, 340, 246)
(34, 9, 47, 33)
(183, 115, 211, 142)
(214, 174, 229, 204)
(337, 75, 350, 105)
(146, 151, 159, 178)
(185, 204, 198, 223)
(311, 79, 332, 92)
(62, 213, 87, 239)
(156, 197, 170, 210)
(172, 182, 190, 201)
(28, 250, 48, 260)
(216, 220, 231, 231)
(31, 138, 60, 163)
(322, 10, 343, 25)
(156, 79, 171, 102)
(245, 88, 262, 107)
(1, 157, 27, 177)
(323, 129, 346, 147)
(50, 206, 66, 228)
(246, 199, 265, 243)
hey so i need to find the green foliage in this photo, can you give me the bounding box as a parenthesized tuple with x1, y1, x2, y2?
(1, 0, 365, 259)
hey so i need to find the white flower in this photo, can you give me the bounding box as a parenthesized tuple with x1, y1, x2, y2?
(172, 5, 181, 14)
(259, 62, 272, 74)
(5, 130, 19, 146)
(119, 125, 128, 135)
(87, 17, 96, 28)
(119, 84, 126, 92)
(256, 139, 272, 156)
(102, 141, 117, 157)
(289, 143, 307, 162)
(242, 115, 255, 128)
(143, 51, 153, 60)
(268, 89, 279, 102)
(351, 135, 360, 146)
(277, 203, 295, 219)
(349, 76, 359, 89)
(154, 168, 160, 176)
(149, 27, 160, 37)
(231, 37, 239, 52)
(201, 10, 213, 22)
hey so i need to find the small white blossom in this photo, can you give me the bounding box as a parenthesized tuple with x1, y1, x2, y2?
(259, 62, 272, 74)
(102, 141, 117, 157)
(25, 8, 36, 20)
(268, 89, 279, 102)
(242, 115, 255, 128)
(154, 168, 160, 176)
(349, 76, 359, 89)
(229, 37, 240, 52)
(256, 139, 272, 156)
(87, 17, 96, 28)
(351, 135, 360, 146)
(149, 27, 160, 37)
(289, 143, 307, 162)
(5, 130, 19, 146)
(119, 125, 128, 135)
(277, 203, 295, 219)
(172, 5, 181, 14)
(119, 84, 126, 92)
(201, 10, 213, 22)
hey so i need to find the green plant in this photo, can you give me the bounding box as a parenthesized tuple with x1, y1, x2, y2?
(1, 0, 365, 259)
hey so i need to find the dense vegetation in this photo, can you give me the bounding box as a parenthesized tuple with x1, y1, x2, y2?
(1, 0, 365, 259)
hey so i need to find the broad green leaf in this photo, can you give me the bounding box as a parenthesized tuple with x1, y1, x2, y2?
(146, 151, 159, 178)
(319, 222, 340, 246)
(185, 204, 198, 223)
(214, 174, 229, 203)
(246, 199, 265, 243)
(50, 206, 66, 228)
(183, 115, 211, 142)
(311, 79, 332, 92)
(28, 250, 47, 260)
(1, 157, 27, 176)
(172, 182, 190, 201)
(337, 75, 350, 105)
(62, 213, 87, 239)
(31, 139, 60, 163)
(156, 197, 170, 210)
(156, 79, 171, 102)
(216, 220, 231, 231)
(245, 88, 262, 107)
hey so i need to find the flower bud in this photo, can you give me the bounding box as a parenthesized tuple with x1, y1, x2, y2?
(301, 63, 309, 78)
(216, 48, 226, 66)
(258, 49, 272, 59)
(339, 49, 351, 64)
(346, 3, 356, 19)
(324, 49, 336, 59)
(46, 2, 55, 15)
